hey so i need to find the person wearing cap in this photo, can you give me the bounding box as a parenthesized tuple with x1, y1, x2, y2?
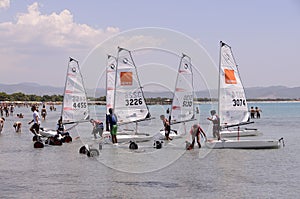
(207, 110, 220, 140)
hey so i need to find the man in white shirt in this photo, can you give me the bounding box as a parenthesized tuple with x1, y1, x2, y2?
(28, 105, 40, 135)
(207, 110, 220, 140)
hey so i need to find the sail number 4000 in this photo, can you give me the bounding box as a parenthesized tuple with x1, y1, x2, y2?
(125, 98, 143, 106)
(73, 102, 87, 109)
(232, 99, 246, 106)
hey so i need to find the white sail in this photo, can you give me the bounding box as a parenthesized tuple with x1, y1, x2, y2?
(106, 55, 117, 114)
(114, 47, 150, 124)
(219, 41, 249, 126)
(170, 54, 194, 123)
(61, 57, 89, 124)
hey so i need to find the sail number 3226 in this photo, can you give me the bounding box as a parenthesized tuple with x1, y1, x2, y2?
(125, 98, 143, 106)
(232, 98, 246, 106)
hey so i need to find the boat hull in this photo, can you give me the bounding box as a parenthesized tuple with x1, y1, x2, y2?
(102, 131, 153, 143)
(205, 139, 281, 149)
(220, 129, 259, 138)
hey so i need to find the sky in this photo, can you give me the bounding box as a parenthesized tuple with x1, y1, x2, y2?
(0, 0, 300, 91)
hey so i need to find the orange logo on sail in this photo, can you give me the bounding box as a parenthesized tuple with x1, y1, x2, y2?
(120, 72, 133, 86)
(224, 69, 237, 84)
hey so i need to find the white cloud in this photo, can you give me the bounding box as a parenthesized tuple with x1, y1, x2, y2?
(0, 0, 10, 9)
(0, 2, 121, 86)
(0, 2, 120, 51)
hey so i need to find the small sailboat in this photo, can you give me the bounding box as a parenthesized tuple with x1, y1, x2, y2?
(218, 41, 259, 138)
(205, 42, 283, 149)
(160, 54, 195, 139)
(205, 137, 284, 149)
(102, 48, 153, 143)
(36, 57, 89, 147)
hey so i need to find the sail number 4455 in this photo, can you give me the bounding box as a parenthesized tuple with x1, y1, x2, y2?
(232, 99, 246, 106)
(73, 102, 87, 109)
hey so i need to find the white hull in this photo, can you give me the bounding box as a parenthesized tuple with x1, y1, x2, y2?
(39, 129, 57, 138)
(205, 139, 281, 149)
(220, 128, 259, 138)
(102, 131, 153, 143)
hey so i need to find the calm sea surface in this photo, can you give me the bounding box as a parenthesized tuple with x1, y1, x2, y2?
(0, 102, 299, 199)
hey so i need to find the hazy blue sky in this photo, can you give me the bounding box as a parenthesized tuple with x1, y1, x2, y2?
(0, 0, 299, 89)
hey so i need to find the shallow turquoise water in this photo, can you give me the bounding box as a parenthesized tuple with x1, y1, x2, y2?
(0, 102, 299, 198)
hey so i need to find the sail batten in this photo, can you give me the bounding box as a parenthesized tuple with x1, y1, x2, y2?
(219, 42, 249, 126)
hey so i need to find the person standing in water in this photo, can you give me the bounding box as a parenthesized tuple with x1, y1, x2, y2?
(160, 115, 172, 141)
(28, 105, 40, 136)
(255, 107, 262, 119)
(250, 107, 255, 119)
(0, 117, 5, 133)
(107, 108, 118, 144)
(41, 104, 47, 120)
(207, 110, 220, 140)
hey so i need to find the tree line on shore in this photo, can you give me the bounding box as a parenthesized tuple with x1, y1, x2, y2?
(0, 92, 298, 103)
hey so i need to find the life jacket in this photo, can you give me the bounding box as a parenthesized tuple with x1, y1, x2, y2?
(109, 114, 117, 125)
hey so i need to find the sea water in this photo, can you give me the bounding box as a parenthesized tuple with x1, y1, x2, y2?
(0, 102, 299, 198)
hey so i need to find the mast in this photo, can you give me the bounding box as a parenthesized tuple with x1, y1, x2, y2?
(218, 41, 223, 118)
(60, 57, 73, 118)
(106, 54, 117, 113)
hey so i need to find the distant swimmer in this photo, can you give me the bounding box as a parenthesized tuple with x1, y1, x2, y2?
(13, 121, 22, 133)
(17, 113, 24, 118)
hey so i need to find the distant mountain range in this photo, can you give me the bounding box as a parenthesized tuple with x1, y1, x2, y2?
(1, 82, 300, 99)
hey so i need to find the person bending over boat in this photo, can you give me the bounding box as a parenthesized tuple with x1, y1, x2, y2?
(207, 110, 220, 140)
(28, 105, 40, 136)
(160, 115, 172, 141)
(189, 124, 207, 149)
(108, 108, 118, 144)
(90, 119, 104, 139)
(13, 121, 22, 133)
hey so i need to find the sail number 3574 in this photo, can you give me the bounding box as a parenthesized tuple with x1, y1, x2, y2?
(232, 98, 246, 106)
